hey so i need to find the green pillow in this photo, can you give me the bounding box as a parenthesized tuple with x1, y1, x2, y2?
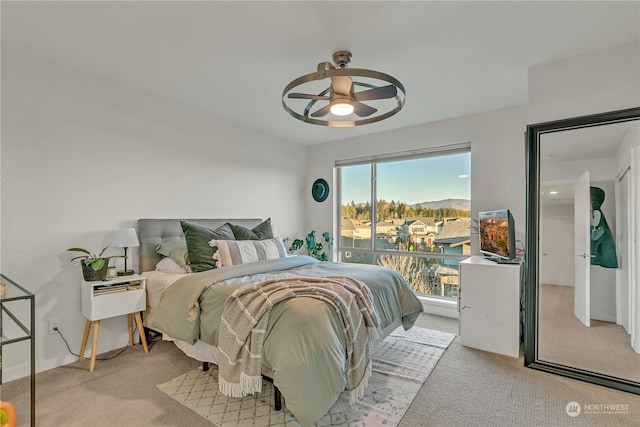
(228, 218, 274, 240)
(156, 240, 189, 267)
(180, 221, 235, 272)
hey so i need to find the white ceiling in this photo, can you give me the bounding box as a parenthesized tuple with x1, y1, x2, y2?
(541, 121, 634, 163)
(2, 1, 639, 146)
(540, 120, 638, 207)
(541, 184, 575, 208)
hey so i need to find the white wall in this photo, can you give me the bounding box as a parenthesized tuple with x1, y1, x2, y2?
(617, 122, 640, 172)
(590, 180, 617, 322)
(528, 42, 640, 123)
(615, 120, 639, 340)
(528, 43, 640, 327)
(540, 214, 574, 287)
(0, 53, 307, 380)
(306, 106, 528, 257)
(541, 157, 618, 184)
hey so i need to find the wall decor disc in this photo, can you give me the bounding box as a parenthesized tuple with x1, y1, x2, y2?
(312, 178, 329, 202)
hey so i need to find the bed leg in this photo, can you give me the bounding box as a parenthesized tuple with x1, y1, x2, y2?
(203, 362, 209, 372)
(262, 375, 282, 411)
(273, 385, 282, 411)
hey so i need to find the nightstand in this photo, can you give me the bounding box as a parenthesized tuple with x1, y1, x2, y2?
(79, 274, 149, 371)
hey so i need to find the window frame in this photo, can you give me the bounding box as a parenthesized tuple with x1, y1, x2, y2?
(335, 143, 471, 299)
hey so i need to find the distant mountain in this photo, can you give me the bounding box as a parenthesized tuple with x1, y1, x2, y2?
(411, 199, 470, 211)
(345, 198, 471, 211)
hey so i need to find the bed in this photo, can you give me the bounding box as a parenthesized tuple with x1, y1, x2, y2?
(138, 218, 423, 426)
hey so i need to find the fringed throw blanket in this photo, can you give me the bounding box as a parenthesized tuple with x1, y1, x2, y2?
(217, 275, 381, 404)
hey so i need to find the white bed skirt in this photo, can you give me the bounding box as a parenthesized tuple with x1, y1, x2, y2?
(169, 335, 220, 364)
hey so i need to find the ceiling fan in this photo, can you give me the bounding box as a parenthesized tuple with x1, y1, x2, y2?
(282, 51, 406, 127)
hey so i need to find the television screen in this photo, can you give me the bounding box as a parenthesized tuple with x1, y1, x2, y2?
(479, 209, 515, 260)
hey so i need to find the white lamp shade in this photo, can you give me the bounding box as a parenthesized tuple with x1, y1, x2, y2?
(112, 228, 140, 248)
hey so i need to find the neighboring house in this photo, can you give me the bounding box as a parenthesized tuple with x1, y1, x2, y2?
(391, 219, 406, 228)
(399, 218, 438, 245)
(433, 219, 472, 261)
(374, 220, 397, 250)
(436, 217, 464, 233)
(340, 217, 371, 249)
(375, 220, 397, 243)
(341, 218, 397, 250)
(430, 219, 472, 296)
(432, 264, 461, 297)
(415, 217, 438, 234)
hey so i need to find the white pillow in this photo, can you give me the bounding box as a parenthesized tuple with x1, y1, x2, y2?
(209, 238, 287, 267)
(155, 257, 191, 274)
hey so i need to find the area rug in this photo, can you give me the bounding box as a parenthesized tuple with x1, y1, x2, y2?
(157, 326, 455, 427)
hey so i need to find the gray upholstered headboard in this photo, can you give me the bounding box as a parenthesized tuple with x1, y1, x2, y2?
(137, 218, 262, 273)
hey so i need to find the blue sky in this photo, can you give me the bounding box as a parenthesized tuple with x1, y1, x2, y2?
(341, 152, 471, 205)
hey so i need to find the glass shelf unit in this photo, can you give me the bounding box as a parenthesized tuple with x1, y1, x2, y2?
(0, 274, 35, 427)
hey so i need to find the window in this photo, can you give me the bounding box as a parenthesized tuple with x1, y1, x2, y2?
(337, 144, 471, 300)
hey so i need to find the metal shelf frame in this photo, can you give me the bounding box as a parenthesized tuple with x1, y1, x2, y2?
(1, 274, 35, 426)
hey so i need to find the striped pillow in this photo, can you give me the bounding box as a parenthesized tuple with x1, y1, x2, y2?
(209, 238, 287, 267)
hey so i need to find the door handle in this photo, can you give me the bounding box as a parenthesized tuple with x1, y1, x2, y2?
(577, 253, 596, 258)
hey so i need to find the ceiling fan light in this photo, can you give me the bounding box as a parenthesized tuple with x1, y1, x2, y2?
(281, 51, 406, 127)
(330, 101, 354, 116)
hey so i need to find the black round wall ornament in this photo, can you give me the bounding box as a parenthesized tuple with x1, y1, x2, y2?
(312, 178, 329, 202)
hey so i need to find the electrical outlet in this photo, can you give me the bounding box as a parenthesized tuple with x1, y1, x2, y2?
(48, 317, 60, 334)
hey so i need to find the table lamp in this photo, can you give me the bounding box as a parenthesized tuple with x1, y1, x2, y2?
(112, 228, 139, 276)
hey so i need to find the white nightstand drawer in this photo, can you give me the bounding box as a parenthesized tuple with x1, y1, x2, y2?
(81, 288, 145, 320)
(81, 274, 147, 321)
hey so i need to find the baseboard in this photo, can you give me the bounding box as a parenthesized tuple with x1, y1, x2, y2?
(419, 295, 459, 319)
(3, 335, 139, 383)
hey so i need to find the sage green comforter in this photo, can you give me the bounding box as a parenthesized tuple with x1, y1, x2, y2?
(146, 256, 423, 426)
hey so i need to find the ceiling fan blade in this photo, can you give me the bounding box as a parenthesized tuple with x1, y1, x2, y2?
(331, 76, 353, 96)
(353, 85, 398, 102)
(288, 93, 330, 100)
(353, 102, 377, 117)
(310, 104, 332, 117)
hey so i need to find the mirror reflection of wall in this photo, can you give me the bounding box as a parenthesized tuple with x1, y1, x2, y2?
(538, 120, 639, 382)
(539, 184, 574, 287)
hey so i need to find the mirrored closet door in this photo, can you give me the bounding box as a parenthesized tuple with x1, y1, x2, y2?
(524, 107, 640, 394)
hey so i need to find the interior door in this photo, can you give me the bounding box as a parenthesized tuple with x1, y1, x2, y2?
(574, 171, 591, 327)
(618, 168, 630, 333)
(633, 147, 640, 354)
(540, 216, 575, 286)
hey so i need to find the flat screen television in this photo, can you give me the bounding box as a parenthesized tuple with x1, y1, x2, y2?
(478, 209, 516, 261)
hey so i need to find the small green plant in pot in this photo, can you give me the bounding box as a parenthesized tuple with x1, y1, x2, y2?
(288, 230, 334, 261)
(67, 247, 121, 281)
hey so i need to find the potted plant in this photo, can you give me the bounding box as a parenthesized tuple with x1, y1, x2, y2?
(287, 230, 334, 261)
(67, 246, 121, 281)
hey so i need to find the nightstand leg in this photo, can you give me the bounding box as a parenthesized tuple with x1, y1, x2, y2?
(127, 313, 134, 346)
(89, 320, 100, 372)
(79, 320, 91, 361)
(134, 312, 149, 354)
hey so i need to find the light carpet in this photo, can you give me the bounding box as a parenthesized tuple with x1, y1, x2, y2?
(157, 326, 455, 427)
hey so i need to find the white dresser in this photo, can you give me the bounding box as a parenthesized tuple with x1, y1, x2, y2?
(459, 256, 523, 357)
